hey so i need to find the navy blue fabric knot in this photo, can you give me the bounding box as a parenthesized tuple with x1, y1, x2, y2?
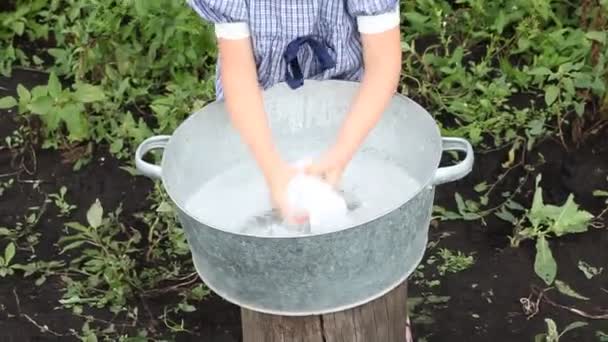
(283, 35, 336, 89)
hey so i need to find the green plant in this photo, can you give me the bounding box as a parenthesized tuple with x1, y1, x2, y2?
(436, 248, 475, 276)
(0, 242, 18, 277)
(48, 186, 77, 217)
(503, 175, 594, 285)
(3, 73, 106, 148)
(59, 199, 141, 314)
(0, 0, 49, 76)
(58, 190, 203, 316)
(534, 319, 587, 342)
(13, 259, 65, 286)
(399, 0, 608, 149)
(0, 178, 14, 198)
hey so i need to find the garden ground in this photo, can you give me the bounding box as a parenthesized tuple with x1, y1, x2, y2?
(1, 69, 607, 341)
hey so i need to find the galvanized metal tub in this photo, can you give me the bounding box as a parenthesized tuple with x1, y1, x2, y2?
(134, 80, 473, 316)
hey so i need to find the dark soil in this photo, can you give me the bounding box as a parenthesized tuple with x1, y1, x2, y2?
(1, 70, 607, 342)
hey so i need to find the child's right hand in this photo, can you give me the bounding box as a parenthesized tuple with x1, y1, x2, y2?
(266, 162, 308, 225)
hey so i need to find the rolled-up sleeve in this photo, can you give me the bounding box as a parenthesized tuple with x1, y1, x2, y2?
(187, 0, 250, 39)
(347, 0, 400, 34)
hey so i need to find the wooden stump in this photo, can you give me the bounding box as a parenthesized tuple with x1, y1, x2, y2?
(241, 281, 409, 342)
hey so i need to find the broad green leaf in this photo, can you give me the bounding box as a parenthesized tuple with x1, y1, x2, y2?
(547, 195, 593, 236)
(0, 96, 17, 109)
(593, 190, 608, 197)
(73, 84, 105, 103)
(47, 72, 62, 99)
(544, 85, 560, 106)
(178, 303, 197, 312)
(560, 321, 588, 337)
(0, 227, 11, 236)
(535, 236, 556, 285)
(86, 199, 103, 228)
(506, 200, 525, 211)
(60, 104, 89, 141)
(17, 84, 30, 103)
(586, 31, 607, 44)
(84, 333, 98, 342)
(156, 201, 173, 213)
(455, 193, 467, 214)
(60, 240, 86, 254)
(554, 280, 589, 300)
(495, 208, 516, 223)
(474, 182, 488, 192)
(545, 318, 559, 341)
(35, 275, 47, 286)
(43, 108, 62, 132)
(28, 95, 54, 115)
(30, 85, 48, 98)
(562, 78, 575, 96)
(12, 21, 25, 35)
(4, 242, 15, 265)
(528, 67, 552, 76)
(403, 12, 429, 26)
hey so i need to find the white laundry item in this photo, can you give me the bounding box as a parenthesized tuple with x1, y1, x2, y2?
(286, 160, 350, 233)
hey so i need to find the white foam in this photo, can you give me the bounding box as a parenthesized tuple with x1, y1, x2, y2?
(184, 150, 422, 237)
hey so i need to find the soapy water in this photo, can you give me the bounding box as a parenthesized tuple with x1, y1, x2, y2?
(184, 150, 422, 237)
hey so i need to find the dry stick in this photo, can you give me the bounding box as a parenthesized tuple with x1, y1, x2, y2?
(141, 272, 199, 297)
(532, 286, 608, 320)
(74, 313, 134, 328)
(520, 288, 546, 319)
(13, 288, 65, 337)
(22, 314, 65, 337)
(139, 295, 159, 332)
(12, 288, 21, 315)
(0, 170, 20, 178)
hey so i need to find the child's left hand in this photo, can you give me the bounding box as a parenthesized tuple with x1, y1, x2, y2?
(304, 149, 348, 187)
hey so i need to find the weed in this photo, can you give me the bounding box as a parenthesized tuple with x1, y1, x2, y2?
(48, 186, 77, 217)
(436, 248, 475, 276)
(504, 175, 594, 285)
(534, 319, 587, 342)
(59, 200, 141, 314)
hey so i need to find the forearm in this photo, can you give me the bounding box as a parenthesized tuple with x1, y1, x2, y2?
(218, 38, 283, 178)
(333, 27, 402, 165)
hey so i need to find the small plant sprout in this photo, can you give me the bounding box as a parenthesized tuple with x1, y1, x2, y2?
(436, 248, 475, 276)
(48, 186, 77, 217)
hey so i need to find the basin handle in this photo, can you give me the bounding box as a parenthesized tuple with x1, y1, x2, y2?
(432, 137, 474, 186)
(135, 135, 171, 180)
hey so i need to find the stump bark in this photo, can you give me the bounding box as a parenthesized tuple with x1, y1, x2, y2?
(241, 281, 409, 342)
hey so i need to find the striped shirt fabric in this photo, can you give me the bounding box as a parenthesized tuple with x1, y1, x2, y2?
(187, 0, 400, 99)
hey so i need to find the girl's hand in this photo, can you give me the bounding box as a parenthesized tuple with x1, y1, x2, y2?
(267, 162, 308, 224)
(304, 149, 348, 188)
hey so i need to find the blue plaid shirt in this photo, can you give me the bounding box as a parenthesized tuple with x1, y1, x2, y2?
(187, 0, 399, 99)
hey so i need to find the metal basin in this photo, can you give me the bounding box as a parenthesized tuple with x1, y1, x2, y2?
(135, 80, 473, 316)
